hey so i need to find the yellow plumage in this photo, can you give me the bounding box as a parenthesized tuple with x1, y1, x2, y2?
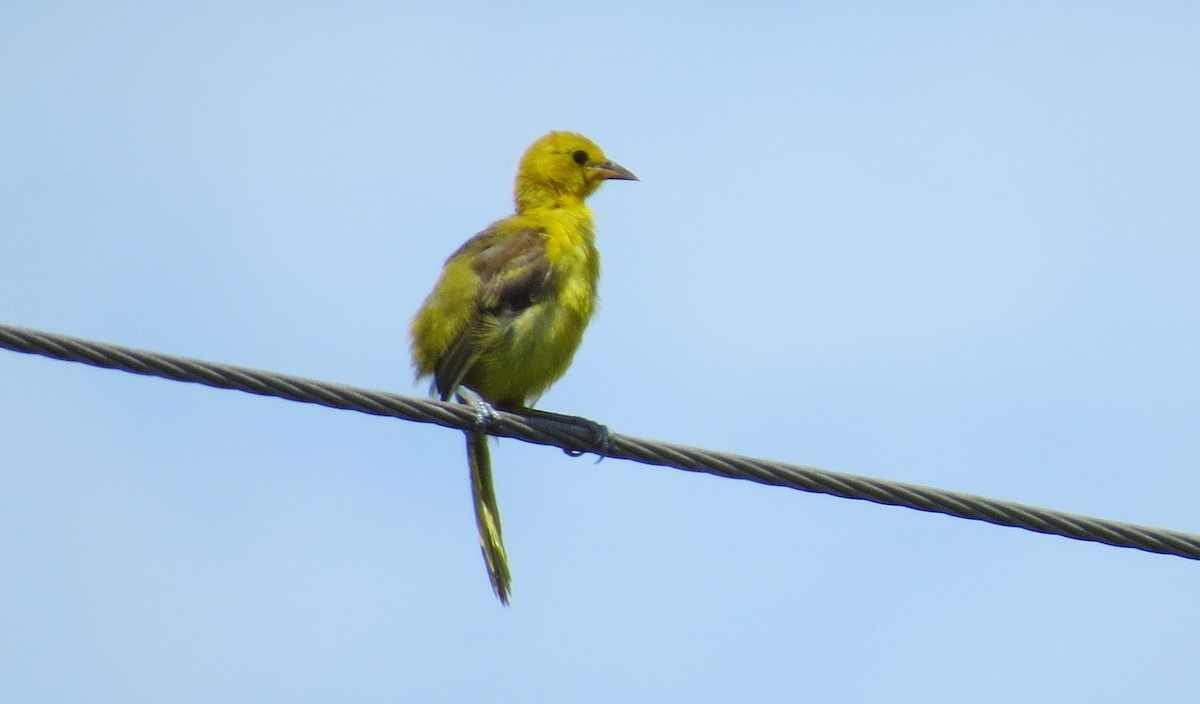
(410, 131, 636, 603)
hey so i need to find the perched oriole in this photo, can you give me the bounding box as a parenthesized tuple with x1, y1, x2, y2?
(410, 131, 637, 604)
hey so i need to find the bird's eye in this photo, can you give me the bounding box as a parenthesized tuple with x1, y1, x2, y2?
(572, 150, 589, 165)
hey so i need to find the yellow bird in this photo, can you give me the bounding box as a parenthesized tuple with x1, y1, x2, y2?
(410, 131, 637, 604)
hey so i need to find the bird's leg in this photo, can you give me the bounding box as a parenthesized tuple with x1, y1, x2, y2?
(455, 388, 500, 435)
(511, 407, 612, 460)
(454, 390, 612, 459)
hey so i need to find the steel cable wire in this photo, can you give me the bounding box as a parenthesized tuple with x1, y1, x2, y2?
(3, 321, 1198, 561)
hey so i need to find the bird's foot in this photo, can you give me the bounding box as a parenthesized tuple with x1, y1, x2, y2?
(519, 408, 612, 461)
(455, 389, 500, 434)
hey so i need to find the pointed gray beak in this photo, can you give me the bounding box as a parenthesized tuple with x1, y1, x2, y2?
(593, 160, 638, 181)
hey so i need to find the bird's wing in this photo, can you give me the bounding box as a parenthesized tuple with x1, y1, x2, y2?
(472, 226, 555, 315)
(433, 226, 553, 401)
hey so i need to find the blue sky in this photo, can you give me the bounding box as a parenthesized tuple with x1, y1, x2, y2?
(3, 2, 1199, 702)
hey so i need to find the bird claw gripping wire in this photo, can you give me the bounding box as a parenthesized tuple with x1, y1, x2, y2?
(455, 389, 501, 434)
(474, 402, 501, 435)
(454, 389, 608, 459)
(518, 408, 612, 462)
(565, 416, 612, 463)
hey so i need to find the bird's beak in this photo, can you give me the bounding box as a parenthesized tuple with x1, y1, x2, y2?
(593, 160, 639, 181)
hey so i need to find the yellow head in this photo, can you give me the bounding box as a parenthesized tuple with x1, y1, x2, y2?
(514, 131, 637, 211)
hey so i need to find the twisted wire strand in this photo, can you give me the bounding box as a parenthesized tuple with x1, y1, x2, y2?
(3, 321, 1198, 561)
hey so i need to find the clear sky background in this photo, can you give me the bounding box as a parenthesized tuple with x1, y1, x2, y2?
(2, 3, 1198, 702)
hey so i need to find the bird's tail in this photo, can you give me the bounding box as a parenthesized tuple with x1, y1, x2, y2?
(466, 430, 511, 604)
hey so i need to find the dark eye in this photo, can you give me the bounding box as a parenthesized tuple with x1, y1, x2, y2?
(572, 150, 589, 165)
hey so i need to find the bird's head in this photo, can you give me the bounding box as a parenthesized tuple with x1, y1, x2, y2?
(514, 131, 637, 211)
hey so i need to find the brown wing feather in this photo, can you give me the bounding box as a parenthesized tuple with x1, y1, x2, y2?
(473, 228, 555, 315)
(432, 226, 554, 401)
(434, 322, 483, 401)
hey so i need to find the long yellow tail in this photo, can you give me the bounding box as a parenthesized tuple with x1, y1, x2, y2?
(465, 430, 511, 604)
